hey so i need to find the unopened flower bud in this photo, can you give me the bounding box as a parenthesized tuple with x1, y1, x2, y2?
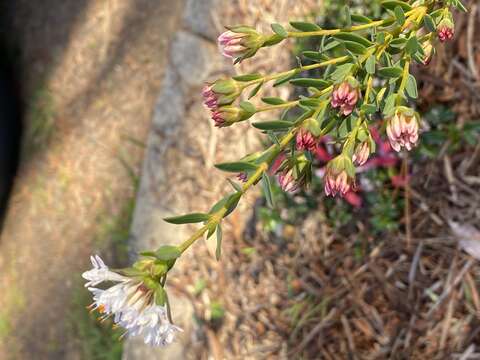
(324, 156, 355, 197)
(278, 169, 298, 193)
(218, 27, 265, 62)
(331, 80, 359, 116)
(421, 41, 434, 65)
(202, 79, 241, 111)
(437, 19, 454, 42)
(352, 141, 371, 166)
(211, 105, 253, 128)
(386, 107, 419, 152)
(296, 128, 317, 152)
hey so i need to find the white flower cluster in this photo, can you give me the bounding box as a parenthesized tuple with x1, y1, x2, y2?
(82, 255, 182, 346)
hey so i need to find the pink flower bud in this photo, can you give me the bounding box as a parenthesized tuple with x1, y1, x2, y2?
(421, 42, 434, 66)
(218, 31, 248, 58)
(296, 128, 317, 152)
(352, 141, 370, 166)
(324, 157, 355, 197)
(331, 81, 359, 116)
(210, 105, 253, 128)
(278, 169, 298, 193)
(386, 109, 419, 152)
(437, 20, 454, 42)
(202, 85, 219, 110)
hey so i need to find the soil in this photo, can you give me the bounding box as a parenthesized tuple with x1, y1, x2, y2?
(0, 1, 184, 359)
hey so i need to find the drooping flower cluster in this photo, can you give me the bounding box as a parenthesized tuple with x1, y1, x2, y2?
(437, 19, 455, 42)
(331, 80, 359, 116)
(386, 108, 420, 152)
(296, 128, 317, 152)
(324, 155, 355, 197)
(83, 255, 182, 347)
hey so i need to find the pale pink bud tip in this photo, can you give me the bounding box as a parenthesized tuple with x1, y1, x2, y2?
(211, 111, 226, 127)
(352, 142, 370, 166)
(202, 85, 218, 110)
(331, 82, 359, 116)
(278, 170, 298, 193)
(438, 26, 454, 42)
(296, 129, 317, 152)
(217, 31, 247, 59)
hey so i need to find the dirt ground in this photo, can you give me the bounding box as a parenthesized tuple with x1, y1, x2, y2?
(0, 1, 184, 358)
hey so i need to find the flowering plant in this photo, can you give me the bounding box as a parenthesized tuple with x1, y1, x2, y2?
(83, 0, 466, 346)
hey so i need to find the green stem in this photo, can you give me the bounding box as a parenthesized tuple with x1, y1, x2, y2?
(287, 18, 393, 38)
(177, 126, 298, 255)
(243, 55, 349, 89)
(397, 59, 411, 103)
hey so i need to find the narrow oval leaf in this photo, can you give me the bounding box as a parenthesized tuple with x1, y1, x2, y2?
(405, 74, 418, 99)
(155, 245, 181, 261)
(333, 32, 372, 47)
(273, 72, 297, 87)
(366, 55, 376, 75)
(343, 41, 367, 55)
(351, 14, 372, 24)
(239, 100, 256, 113)
(378, 66, 403, 78)
(248, 81, 263, 99)
(262, 173, 274, 208)
(215, 161, 258, 172)
(163, 213, 210, 224)
(271, 23, 288, 38)
(381, 0, 412, 11)
(261, 97, 286, 105)
(232, 73, 262, 82)
(252, 120, 293, 130)
(290, 21, 321, 32)
(394, 6, 405, 26)
(290, 78, 330, 89)
(155, 286, 167, 306)
(423, 14, 436, 32)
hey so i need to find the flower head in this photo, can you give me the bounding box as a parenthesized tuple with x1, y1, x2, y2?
(437, 19, 454, 42)
(296, 128, 317, 152)
(202, 79, 241, 111)
(324, 155, 355, 197)
(278, 169, 299, 193)
(218, 27, 264, 62)
(276, 154, 312, 193)
(83, 255, 182, 347)
(237, 172, 248, 183)
(331, 80, 359, 116)
(386, 107, 419, 152)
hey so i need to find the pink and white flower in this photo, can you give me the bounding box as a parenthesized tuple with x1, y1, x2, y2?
(331, 81, 359, 116)
(296, 128, 317, 152)
(386, 109, 419, 152)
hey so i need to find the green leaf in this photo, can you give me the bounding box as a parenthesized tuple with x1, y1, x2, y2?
(381, 0, 412, 11)
(239, 101, 256, 113)
(215, 225, 222, 260)
(351, 14, 372, 24)
(248, 81, 263, 99)
(163, 213, 210, 224)
(299, 98, 322, 108)
(383, 93, 397, 116)
(155, 245, 181, 261)
(343, 41, 367, 55)
(344, 5, 352, 28)
(290, 21, 321, 32)
(262, 173, 274, 208)
(406, 36, 420, 56)
(405, 74, 418, 99)
(302, 51, 325, 62)
(394, 6, 405, 26)
(290, 78, 330, 89)
(389, 38, 407, 49)
(271, 23, 288, 38)
(333, 32, 372, 47)
(378, 66, 403, 78)
(139, 251, 157, 258)
(423, 14, 436, 32)
(232, 73, 262, 82)
(366, 55, 376, 74)
(261, 97, 286, 105)
(227, 178, 242, 192)
(331, 63, 355, 82)
(215, 161, 258, 172)
(252, 120, 293, 130)
(273, 72, 297, 87)
(361, 104, 377, 114)
(155, 286, 167, 306)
